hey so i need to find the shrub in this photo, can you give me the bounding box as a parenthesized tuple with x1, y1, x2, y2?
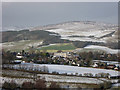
(118, 79, 120, 83)
(49, 82, 60, 88)
(2, 81, 11, 89)
(79, 74, 82, 76)
(2, 81, 18, 89)
(52, 71, 59, 74)
(99, 81, 112, 89)
(104, 81, 112, 89)
(96, 73, 110, 78)
(88, 73, 93, 77)
(34, 79, 46, 89)
(22, 81, 34, 89)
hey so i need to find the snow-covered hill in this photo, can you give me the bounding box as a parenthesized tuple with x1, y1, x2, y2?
(31, 21, 118, 43)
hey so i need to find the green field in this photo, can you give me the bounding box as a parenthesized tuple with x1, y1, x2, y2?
(40, 50, 74, 53)
(2, 41, 76, 52)
(38, 43, 76, 51)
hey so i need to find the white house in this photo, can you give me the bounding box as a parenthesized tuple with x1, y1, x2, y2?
(16, 53, 23, 59)
(54, 52, 67, 57)
(92, 63, 98, 68)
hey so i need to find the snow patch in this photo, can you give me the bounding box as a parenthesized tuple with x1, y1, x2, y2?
(84, 45, 119, 54)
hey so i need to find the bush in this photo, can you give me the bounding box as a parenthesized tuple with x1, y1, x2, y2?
(52, 71, 59, 74)
(49, 82, 60, 88)
(2, 81, 10, 89)
(79, 74, 82, 76)
(99, 81, 112, 89)
(95, 73, 110, 78)
(118, 79, 120, 83)
(49, 82, 66, 90)
(22, 81, 34, 89)
(34, 79, 46, 89)
(84, 73, 89, 77)
(2, 81, 18, 89)
(88, 73, 93, 77)
(104, 81, 112, 89)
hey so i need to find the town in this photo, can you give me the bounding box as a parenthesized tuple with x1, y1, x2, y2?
(2, 49, 120, 71)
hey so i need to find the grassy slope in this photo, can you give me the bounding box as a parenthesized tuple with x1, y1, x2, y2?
(38, 43, 76, 51)
(2, 40, 43, 52)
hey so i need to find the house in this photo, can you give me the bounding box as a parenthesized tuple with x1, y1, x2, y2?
(72, 62, 76, 65)
(107, 64, 115, 69)
(92, 63, 98, 68)
(114, 67, 119, 70)
(77, 64, 80, 67)
(16, 53, 23, 59)
(54, 51, 67, 57)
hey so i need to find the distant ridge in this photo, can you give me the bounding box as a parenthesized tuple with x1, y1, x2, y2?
(30, 21, 117, 31)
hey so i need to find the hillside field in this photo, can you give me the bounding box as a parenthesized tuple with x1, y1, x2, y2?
(38, 43, 76, 51)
